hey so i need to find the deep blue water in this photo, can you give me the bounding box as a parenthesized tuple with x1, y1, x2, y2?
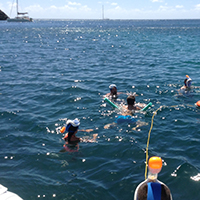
(0, 19, 200, 200)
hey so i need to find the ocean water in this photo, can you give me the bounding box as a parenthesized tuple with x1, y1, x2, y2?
(0, 19, 200, 200)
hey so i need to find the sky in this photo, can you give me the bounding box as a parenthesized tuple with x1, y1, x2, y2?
(1, 0, 200, 19)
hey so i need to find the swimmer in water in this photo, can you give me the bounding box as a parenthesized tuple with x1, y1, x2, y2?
(104, 84, 122, 99)
(60, 118, 98, 144)
(180, 75, 192, 90)
(122, 95, 145, 114)
(104, 95, 147, 129)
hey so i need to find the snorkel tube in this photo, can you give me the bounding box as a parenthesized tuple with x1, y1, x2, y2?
(148, 156, 162, 180)
(185, 75, 192, 87)
(60, 126, 66, 133)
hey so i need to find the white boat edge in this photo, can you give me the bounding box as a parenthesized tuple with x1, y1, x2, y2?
(0, 184, 23, 200)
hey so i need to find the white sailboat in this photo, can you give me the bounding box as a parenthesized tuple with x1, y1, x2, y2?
(7, 0, 32, 22)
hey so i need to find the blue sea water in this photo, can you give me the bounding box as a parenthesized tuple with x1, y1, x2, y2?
(0, 19, 200, 200)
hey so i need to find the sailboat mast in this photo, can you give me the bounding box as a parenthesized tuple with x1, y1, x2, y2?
(16, 0, 18, 16)
(102, 5, 104, 20)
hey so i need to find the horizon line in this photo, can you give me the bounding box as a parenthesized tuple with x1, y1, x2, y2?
(26, 18, 200, 21)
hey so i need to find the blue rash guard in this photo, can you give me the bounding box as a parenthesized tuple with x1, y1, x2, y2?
(115, 115, 137, 124)
(147, 182, 161, 200)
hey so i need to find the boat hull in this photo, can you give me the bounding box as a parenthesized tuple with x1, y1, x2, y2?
(7, 17, 32, 22)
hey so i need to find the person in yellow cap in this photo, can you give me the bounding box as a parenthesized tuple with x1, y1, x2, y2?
(134, 156, 172, 200)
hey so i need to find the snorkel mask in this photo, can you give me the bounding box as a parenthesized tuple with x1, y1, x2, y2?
(66, 118, 80, 132)
(109, 84, 117, 91)
(185, 75, 192, 87)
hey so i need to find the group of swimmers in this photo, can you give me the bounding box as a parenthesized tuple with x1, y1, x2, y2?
(60, 83, 146, 145)
(105, 83, 147, 112)
(59, 76, 195, 199)
(104, 88, 147, 129)
(60, 74, 195, 146)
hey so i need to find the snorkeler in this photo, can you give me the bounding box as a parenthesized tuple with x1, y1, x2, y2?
(122, 95, 144, 114)
(134, 156, 172, 200)
(104, 95, 147, 129)
(104, 84, 122, 99)
(60, 118, 98, 144)
(180, 75, 192, 90)
(61, 118, 81, 144)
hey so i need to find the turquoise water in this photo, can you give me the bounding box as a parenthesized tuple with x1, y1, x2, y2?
(0, 19, 200, 200)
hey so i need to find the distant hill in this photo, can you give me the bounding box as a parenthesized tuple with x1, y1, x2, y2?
(0, 10, 9, 20)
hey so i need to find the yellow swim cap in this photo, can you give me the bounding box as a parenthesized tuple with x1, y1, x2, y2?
(148, 156, 162, 174)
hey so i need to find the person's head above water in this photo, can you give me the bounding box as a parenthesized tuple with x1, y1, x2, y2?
(66, 118, 80, 133)
(67, 119, 80, 143)
(184, 75, 192, 88)
(61, 118, 80, 143)
(127, 95, 135, 105)
(109, 84, 117, 95)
